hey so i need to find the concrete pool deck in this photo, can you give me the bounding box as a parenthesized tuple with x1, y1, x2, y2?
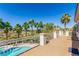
(20, 36, 72, 56)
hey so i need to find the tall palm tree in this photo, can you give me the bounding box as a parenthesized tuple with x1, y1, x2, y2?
(14, 24, 22, 38)
(28, 19, 35, 35)
(4, 22, 12, 40)
(35, 22, 39, 33)
(35, 21, 43, 33)
(61, 13, 70, 31)
(22, 22, 29, 36)
(38, 21, 43, 30)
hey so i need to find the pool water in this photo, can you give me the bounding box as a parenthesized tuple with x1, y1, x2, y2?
(0, 46, 32, 56)
(0, 47, 3, 51)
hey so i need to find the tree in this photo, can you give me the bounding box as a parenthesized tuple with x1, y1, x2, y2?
(61, 13, 70, 31)
(35, 22, 39, 33)
(44, 23, 54, 32)
(14, 24, 22, 38)
(0, 18, 5, 29)
(38, 21, 43, 30)
(55, 25, 59, 30)
(28, 19, 35, 35)
(35, 21, 43, 33)
(4, 22, 12, 40)
(22, 22, 29, 36)
(73, 24, 78, 31)
(56, 25, 63, 30)
(0, 18, 5, 38)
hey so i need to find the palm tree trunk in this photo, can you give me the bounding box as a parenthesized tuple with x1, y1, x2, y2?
(64, 23, 66, 32)
(31, 26, 33, 35)
(40, 28, 42, 33)
(18, 33, 20, 38)
(37, 27, 38, 33)
(25, 30, 27, 36)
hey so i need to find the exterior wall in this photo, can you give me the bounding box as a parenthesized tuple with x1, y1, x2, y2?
(74, 3, 79, 54)
(75, 4, 79, 22)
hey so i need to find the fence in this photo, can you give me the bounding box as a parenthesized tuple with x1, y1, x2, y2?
(0, 31, 71, 46)
(0, 35, 40, 46)
(39, 30, 72, 46)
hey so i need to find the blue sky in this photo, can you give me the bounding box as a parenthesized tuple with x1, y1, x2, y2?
(0, 3, 77, 28)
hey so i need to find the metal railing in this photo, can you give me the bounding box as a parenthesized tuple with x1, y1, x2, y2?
(0, 35, 40, 46)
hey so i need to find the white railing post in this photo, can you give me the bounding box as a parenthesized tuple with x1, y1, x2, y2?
(59, 31, 61, 36)
(65, 31, 69, 36)
(40, 33, 46, 46)
(53, 31, 57, 39)
(59, 30, 63, 36)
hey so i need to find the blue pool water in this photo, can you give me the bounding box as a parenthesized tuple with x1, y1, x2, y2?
(0, 47, 3, 51)
(0, 46, 32, 56)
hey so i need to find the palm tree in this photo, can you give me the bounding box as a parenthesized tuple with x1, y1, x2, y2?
(35, 21, 43, 33)
(0, 18, 5, 29)
(0, 18, 5, 38)
(4, 22, 12, 40)
(28, 19, 35, 35)
(57, 26, 60, 28)
(73, 24, 78, 31)
(44, 23, 54, 32)
(56, 25, 62, 30)
(38, 21, 43, 31)
(35, 22, 39, 33)
(22, 22, 29, 36)
(14, 24, 22, 38)
(61, 13, 70, 31)
(53, 25, 57, 30)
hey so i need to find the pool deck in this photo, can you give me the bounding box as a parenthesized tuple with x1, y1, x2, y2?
(20, 36, 72, 56)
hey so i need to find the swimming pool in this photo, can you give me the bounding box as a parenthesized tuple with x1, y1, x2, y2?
(0, 47, 3, 51)
(0, 46, 32, 56)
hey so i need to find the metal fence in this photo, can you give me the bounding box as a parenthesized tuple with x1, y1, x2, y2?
(0, 35, 40, 46)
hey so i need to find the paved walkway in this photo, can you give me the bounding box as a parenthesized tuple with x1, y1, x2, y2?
(20, 36, 72, 56)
